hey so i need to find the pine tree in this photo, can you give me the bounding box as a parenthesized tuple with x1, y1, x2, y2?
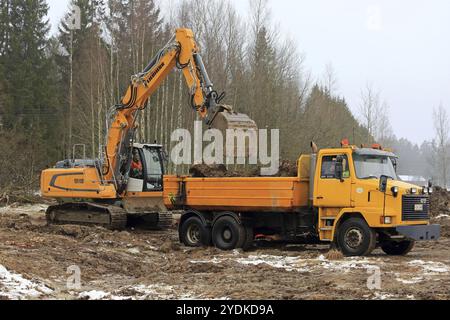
(0, 0, 63, 189)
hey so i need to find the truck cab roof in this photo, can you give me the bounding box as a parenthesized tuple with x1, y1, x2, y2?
(353, 148, 397, 158)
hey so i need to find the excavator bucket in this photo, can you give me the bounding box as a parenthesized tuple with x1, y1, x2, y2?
(208, 105, 258, 159)
(209, 105, 258, 132)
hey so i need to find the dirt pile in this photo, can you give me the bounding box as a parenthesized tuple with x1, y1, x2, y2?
(277, 160, 298, 177)
(189, 160, 298, 178)
(189, 164, 234, 177)
(430, 187, 450, 217)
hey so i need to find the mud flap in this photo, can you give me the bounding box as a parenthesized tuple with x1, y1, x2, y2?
(396, 224, 440, 241)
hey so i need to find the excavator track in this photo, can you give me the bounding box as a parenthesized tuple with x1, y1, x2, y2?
(127, 211, 174, 230)
(157, 212, 174, 229)
(46, 202, 128, 230)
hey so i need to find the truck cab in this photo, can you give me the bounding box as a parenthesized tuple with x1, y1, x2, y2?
(313, 144, 439, 256)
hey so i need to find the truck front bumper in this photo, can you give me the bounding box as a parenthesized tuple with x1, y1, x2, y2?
(396, 224, 440, 241)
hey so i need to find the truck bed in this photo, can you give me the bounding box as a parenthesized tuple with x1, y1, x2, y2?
(163, 175, 309, 212)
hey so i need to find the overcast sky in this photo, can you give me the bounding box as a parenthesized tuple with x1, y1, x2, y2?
(47, 0, 450, 145)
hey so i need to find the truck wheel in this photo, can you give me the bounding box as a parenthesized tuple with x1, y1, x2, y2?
(212, 216, 245, 251)
(337, 217, 376, 257)
(240, 226, 254, 251)
(180, 216, 211, 247)
(381, 240, 415, 256)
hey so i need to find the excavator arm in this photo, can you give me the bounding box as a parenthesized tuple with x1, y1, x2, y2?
(105, 28, 256, 192)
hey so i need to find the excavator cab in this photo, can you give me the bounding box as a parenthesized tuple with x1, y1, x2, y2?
(127, 144, 165, 193)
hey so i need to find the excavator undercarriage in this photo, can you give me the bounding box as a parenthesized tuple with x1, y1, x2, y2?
(46, 202, 173, 231)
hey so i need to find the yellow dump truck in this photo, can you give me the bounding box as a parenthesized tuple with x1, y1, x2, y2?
(164, 143, 440, 256)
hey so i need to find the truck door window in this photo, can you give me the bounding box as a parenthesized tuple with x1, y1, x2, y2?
(321, 155, 349, 179)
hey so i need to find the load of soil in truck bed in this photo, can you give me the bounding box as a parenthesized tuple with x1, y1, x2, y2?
(189, 160, 298, 178)
(430, 187, 450, 218)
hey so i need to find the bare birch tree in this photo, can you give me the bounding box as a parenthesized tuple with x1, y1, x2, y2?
(433, 104, 450, 187)
(359, 83, 382, 144)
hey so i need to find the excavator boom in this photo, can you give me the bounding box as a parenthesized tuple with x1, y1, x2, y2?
(106, 28, 256, 190)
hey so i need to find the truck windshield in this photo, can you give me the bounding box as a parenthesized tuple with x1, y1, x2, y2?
(353, 154, 398, 180)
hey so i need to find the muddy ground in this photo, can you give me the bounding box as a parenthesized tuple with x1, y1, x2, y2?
(0, 204, 449, 300)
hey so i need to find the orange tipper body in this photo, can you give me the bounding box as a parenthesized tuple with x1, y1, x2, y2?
(164, 176, 309, 212)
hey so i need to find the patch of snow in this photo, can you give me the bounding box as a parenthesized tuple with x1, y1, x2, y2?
(434, 214, 450, 220)
(396, 277, 424, 284)
(235, 255, 310, 272)
(146, 245, 159, 251)
(111, 284, 202, 300)
(0, 265, 53, 300)
(79, 290, 109, 300)
(0, 204, 48, 214)
(408, 260, 450, 274)
(372, 292, 396, 300)
(78, 284, 203, 300)
(190, 257, 224, 265)
(317, 255, 381, 273)
(130, 284, 199, 300)
(191, 254, 383, 274)
(127, 248, 140, 255)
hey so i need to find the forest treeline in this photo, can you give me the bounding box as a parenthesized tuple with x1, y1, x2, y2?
(0, 0, 448, 191)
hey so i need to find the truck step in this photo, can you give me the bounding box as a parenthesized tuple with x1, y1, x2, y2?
(320, 227, 333, 231)
(321, 217, 336, 220)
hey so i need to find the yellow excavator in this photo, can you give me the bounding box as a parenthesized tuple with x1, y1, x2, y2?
(40, 28, 256, 230)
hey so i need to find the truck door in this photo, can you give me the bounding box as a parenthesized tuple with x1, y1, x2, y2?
(314, 154, 352, 208)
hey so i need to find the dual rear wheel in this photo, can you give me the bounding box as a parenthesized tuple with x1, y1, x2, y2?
(180, 214, 253, 250)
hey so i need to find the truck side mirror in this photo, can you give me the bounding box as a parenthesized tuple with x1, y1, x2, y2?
(428, 180, 433, 188)
(391, 158, 398, 172)
(379, 175, 388, 193)
(335, 156, 344, 182)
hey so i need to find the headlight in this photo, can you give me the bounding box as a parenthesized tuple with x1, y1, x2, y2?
(382, 216, 392, 224)
(423, 187, 429, 194)
(411, 188, 417, 194)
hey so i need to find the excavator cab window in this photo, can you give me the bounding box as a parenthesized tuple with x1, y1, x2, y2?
(142, 146, 164, 191)
(130, 149, 144, 180)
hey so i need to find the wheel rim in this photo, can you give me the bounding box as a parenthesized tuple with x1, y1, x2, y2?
(222, 228, 233, 243)
(344, 228, 364, 249)
(187, 224, 201, 244)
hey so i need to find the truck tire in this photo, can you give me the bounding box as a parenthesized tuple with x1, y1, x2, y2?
(381, 240, 415, 256)
(241, 226, 254, 251)
(212, 216, 245, 251)
(180, 216, 211, 247)
(337, 217, 376, 257)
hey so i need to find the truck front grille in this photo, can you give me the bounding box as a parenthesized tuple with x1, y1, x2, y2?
(402, 195, 430, 221)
